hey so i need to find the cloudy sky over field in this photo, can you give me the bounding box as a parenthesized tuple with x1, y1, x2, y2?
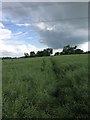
(0, 1, 89, 57)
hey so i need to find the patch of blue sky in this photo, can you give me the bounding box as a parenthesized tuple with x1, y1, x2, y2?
(3, 20, 46, 48)
(19, 32, 46, 48)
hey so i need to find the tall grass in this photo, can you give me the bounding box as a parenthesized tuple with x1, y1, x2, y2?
(2, 54, 88, 118)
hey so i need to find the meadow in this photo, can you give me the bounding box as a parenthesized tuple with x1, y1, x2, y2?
(2, 54, 88, 119)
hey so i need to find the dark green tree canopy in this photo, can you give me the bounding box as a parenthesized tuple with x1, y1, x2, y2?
(24, 53, 29, 58)
(30, 51, 35, 57)
(61, 45, 79, 55)
(36, 48, 53, 57)
(54, 52, 60, 56)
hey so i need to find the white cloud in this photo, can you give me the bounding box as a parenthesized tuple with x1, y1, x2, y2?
(53, 48, 62, 55)
(35, 22, 46, 30)
(34, 22, 55, 31)
(78, 41, 89, 52)
(15, 31, 23, 35)
(0, 39, 44, 57)
(0, 22, 43, 57)
(47, 27, 54, 31)
(14, 31, 24, 36)
(0, 23, 4, 28)
(0, 22, 12, 40)
(16, 23, 31, 27)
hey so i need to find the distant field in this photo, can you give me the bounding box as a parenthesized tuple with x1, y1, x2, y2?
(2, 54, 88, 118)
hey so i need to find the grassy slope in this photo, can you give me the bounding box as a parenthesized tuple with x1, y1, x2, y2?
(2, 54, 88, 118)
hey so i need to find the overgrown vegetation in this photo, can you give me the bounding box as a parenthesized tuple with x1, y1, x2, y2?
(2, 54, 88, 118)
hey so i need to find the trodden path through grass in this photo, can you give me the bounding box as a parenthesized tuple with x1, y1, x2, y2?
(2, 54, 89, 118)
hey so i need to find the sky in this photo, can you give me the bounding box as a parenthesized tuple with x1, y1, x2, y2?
(0, 2, 89, 57)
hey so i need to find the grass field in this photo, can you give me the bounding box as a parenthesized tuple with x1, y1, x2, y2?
(2, 54, 88, 119)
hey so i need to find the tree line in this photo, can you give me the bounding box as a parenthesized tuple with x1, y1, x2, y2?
(23, 45, 90, 58)
(55, 45, 88, 56)
(2, 45, 90, 59)
(24, 48, 53, 58)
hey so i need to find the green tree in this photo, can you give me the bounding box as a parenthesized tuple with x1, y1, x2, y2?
(47, 48, 53, 55)
(36, 48, 53, 57)
(62, 45, 78, 55)
(30, 51, 36, 57)
(36, 51, 43, 57)
(75, 49, 83, 54)
(24, 53, 29, 58)
(54, 52, 60, 56)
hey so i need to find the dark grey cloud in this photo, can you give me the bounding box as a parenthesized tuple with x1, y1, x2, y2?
(35, 22, 88, 48)
(2, 2, 88, 49)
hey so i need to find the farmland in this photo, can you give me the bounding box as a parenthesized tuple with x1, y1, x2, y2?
(2, 54, 88, 119)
